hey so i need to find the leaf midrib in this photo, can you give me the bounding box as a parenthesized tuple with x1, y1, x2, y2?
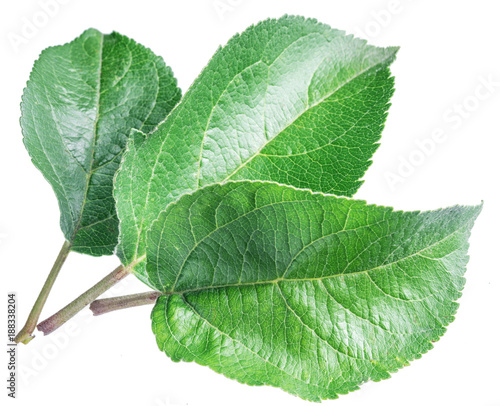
(166, 198, 384, 292)
(159, 219, 469, 296)
(220, 55, 394, 183)
(71, 34, 161, 245)
(69, 32, 105, 244)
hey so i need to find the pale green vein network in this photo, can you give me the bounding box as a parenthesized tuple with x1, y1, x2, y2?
(115, 15, 397, 274)
(149, 181, 481, 401)
(21, 28, 181, 256)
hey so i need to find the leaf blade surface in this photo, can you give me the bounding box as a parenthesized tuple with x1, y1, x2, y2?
(149, 181, 481, 401)
(21, 29, 181, 255)
(116, 16, 397, 270)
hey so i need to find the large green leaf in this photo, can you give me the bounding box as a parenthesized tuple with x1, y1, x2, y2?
(115, 16, 397, 274)
(21, 29, 181, 255)
(149, 181, 481, 401)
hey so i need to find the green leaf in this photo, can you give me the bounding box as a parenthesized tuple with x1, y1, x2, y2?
(115, 15, 397, 273)
(149, 181, 481, 401)
(21, 28, 181, 256)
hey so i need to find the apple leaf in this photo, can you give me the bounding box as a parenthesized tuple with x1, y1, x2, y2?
(16, 16, 482, 402)
(149, 181, 481, 401)
(115, 16, 397, 277)
(21, 28, 181, 255)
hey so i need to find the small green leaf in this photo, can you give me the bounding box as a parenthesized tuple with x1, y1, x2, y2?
(21, 28, 181, 255)
(149, 181, 481, 401)
(115, 16, 397, 274)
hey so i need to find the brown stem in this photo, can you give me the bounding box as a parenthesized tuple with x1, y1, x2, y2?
(37, 265, 130, 336)
(15, 240, 72, 344)
(90, 291, 161, 316)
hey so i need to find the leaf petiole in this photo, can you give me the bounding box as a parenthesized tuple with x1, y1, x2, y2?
(37, 264, 131, 336)
(15, 240, 72, 344)
(89, 291, 162, 316)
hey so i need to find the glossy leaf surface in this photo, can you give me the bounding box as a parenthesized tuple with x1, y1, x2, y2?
(22, 29, 181, 255)
(150, 181, 480, 401)
(115, 16, 397, 274)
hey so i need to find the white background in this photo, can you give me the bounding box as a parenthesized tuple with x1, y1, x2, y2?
(1, 1, 499, 405)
